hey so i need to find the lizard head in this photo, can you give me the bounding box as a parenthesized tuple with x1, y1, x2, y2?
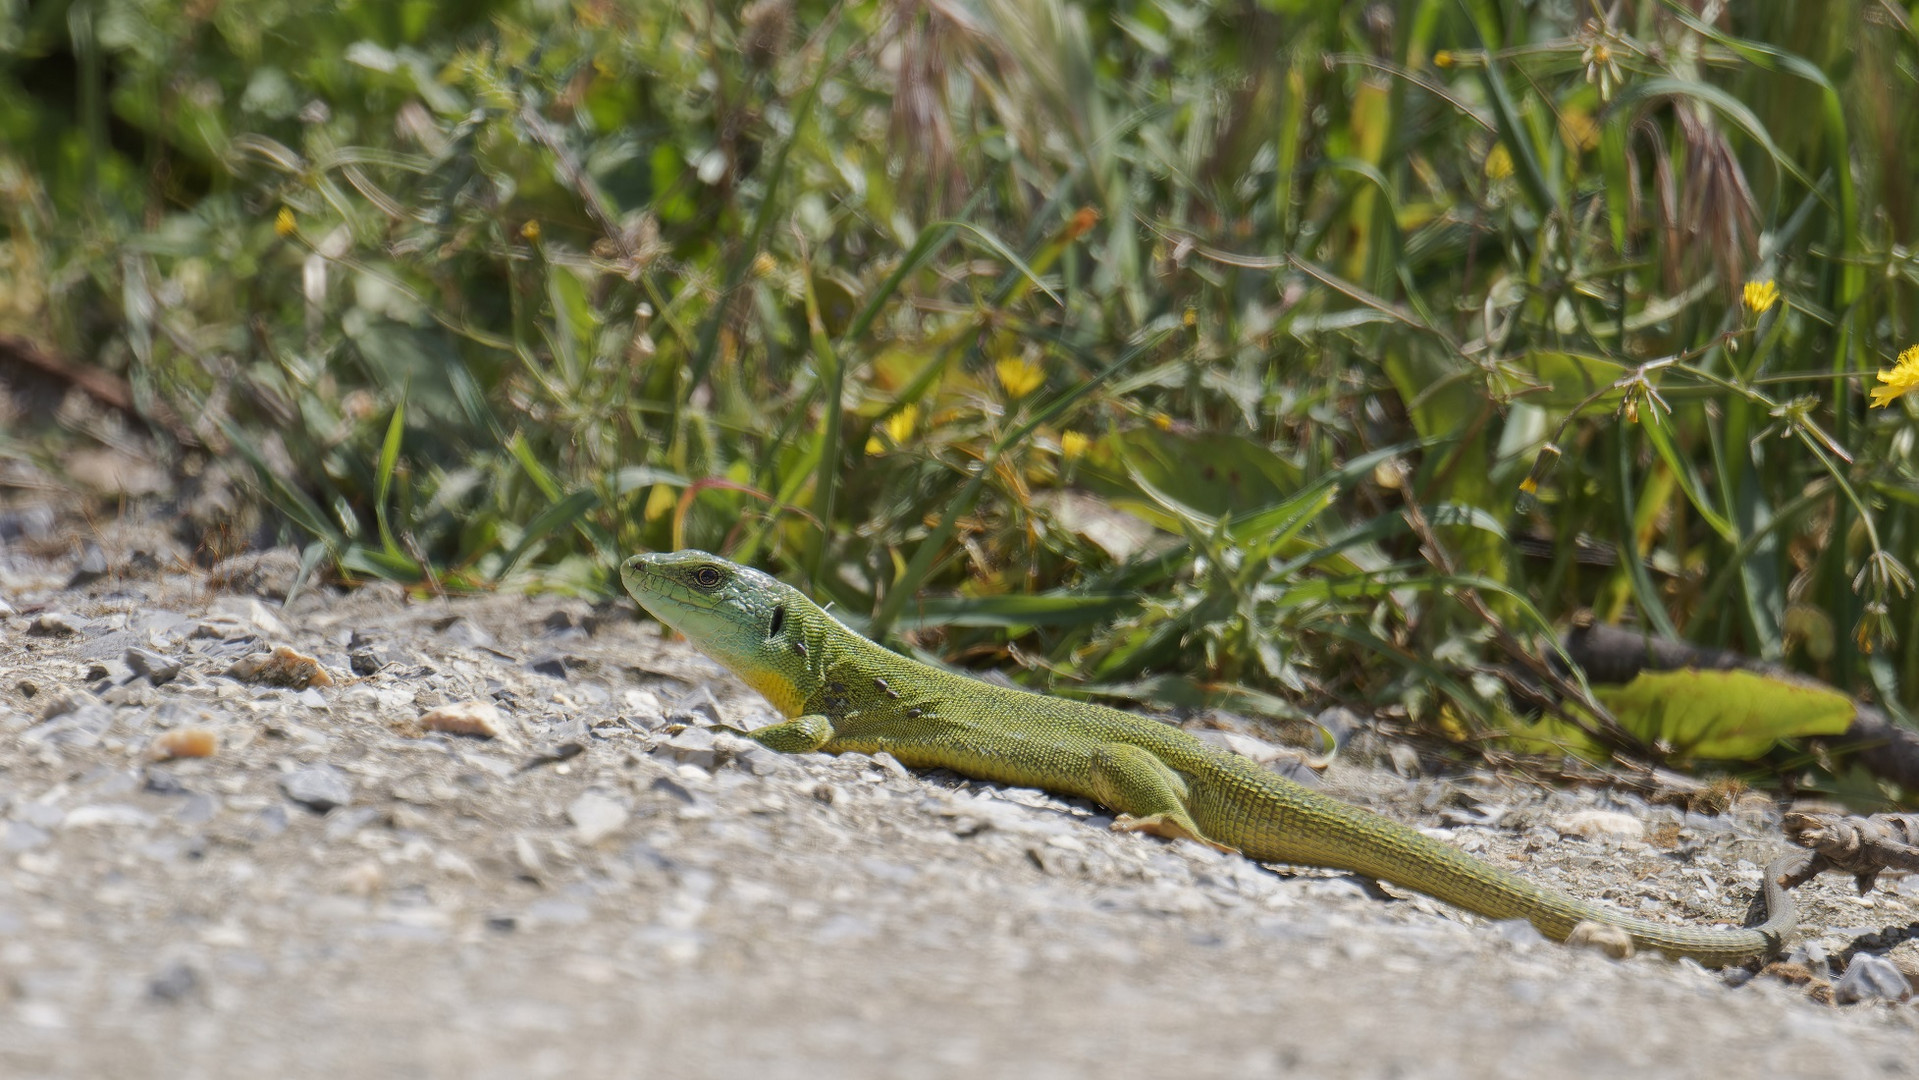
(620, 550, 818, 716)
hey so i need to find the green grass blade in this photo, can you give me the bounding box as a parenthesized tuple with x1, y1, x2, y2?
(497, 488, 603, 580)
(374, 385, 407, 557)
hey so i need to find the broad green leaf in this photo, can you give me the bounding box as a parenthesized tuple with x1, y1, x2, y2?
(1595, 669, 1856, 761)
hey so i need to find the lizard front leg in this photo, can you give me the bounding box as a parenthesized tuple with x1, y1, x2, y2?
(1090, 742, 1236, 854)
(741, 713, 837, 754)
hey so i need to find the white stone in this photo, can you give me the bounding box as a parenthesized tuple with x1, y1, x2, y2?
(567, 792, 629, 845)
(1553, 809, 1646, 842)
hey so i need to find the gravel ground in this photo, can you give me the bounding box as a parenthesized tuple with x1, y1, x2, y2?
(4, 513, 1918, 1079)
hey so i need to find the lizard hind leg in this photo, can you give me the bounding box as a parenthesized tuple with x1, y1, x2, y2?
(1090, 742, 1236, 855)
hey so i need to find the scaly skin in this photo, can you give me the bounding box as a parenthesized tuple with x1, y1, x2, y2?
(622, 550, 1798, 966)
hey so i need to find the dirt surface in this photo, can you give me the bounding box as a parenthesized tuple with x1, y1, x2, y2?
(4, 512, 1919, 1079)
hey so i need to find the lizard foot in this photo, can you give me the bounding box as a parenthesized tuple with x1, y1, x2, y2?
(1565, 920, 1635, 959)
(1112, 813, 1236, 854)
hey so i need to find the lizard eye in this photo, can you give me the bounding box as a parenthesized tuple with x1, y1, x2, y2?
(692, 566, 723, 589)
(768, 604, 786, 637)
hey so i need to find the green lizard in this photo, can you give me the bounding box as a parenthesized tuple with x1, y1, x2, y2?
(622, 550, 1801, 966)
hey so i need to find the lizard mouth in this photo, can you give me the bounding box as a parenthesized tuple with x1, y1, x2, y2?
(622, 555, 687, 597)
(620, 552, 732, 626)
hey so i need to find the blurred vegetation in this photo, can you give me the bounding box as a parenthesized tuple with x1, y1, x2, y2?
(5, 0, 1919, 787)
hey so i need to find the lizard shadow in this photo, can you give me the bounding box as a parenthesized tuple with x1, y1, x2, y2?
(1830, 919, 1919, 970)
(925, 766, 1409, 900)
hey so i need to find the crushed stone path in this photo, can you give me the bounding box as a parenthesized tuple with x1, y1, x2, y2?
(3, 523, 1917, 1078)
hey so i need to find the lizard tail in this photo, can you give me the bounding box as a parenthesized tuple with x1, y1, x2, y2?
(1239, 781, 1800, 966)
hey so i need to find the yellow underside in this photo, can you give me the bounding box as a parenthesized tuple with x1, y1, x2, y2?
(740, 667, 804, 717)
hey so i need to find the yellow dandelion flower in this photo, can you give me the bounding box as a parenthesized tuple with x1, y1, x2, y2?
(1433, 50, 1453, 69)
(1558, 108, 1600, 153)
(1742, 279, 1779, 315)
(1150, 411, 1174, 431)
(751, 251, 777, 277)
(1869, 346, 1919, 408)
(1181, 306, 1197, 329)
(995, 357, 1044, 398)
(1059, 431, 1089, 461)
(275, 207, 296, 237)
(521, 219, 541, 241)
(1483, 144, 1514, 182)
(867, 405, 919, 455)
(883, 404, 918, 443)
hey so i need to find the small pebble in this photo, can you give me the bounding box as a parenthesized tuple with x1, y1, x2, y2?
(437, 617, 495, 649)
(200, 597, 293, 641)
(148, 962, 200, 1003)
(650, 776, 697, 806)
(225, 646, 335, 689)
(1835, 954, 1912, 1004)
(734, 745, 788, 777)
(144, 767, 188, 795)
(68, 544, 110, 588)
(419, 699, 507, 739)
(125, 647, 183, 685)
(568, 791, 630, 844)
(654, 726, 719, 770)
(1553, 810, 1646, 842)
(339, 860, 386, 897)
(28, 612, 79, 636)
(175, 794, 219, 825)
(38, 690, 95, 722)
(622, 689, 665, 729)
(280, 765, 354, 813)
(0, 504, 54, 541)
(26, 701, 113, 748)
(63, 804, 157, 829)
(1388, 743, 1421, 778)
(151, 728, 219, 760)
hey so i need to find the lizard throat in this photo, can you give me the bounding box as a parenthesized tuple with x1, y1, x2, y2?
(738, 667, 806, 718)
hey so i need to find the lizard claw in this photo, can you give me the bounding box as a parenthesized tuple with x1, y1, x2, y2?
(1113, 813, 1236, 854)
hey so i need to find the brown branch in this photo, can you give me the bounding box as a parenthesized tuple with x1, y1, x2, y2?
(0, 333, 198, 447)
(0, 333, 136, 412)
(1780, 810, 1919, 893)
